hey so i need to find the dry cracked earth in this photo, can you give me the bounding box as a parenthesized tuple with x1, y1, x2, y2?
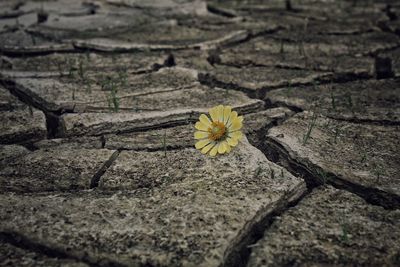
(0, 0, 400, 266)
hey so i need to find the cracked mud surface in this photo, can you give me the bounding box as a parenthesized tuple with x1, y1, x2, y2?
(1, 0, 399, 266)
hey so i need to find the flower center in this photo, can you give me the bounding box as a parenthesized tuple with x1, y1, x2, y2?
(208, 121, 226, 141)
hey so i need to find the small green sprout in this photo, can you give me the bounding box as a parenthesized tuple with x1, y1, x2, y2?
(341, 224, 349, 242)
(333, 125, 342, 144)
(162, 129, 167, 158)
(330, 89, 336, 111)
(302, 112, 317, 145)
(78, 57, 85, 80)
(28, 106, 33, 116)
(316, 168, 328, 185)
(107, 80, 119, 112)
(345, 92, 353, 111)
(254, 166, 264, 178)
(153, 130, 168, 158)
(360, 151, 367, 163)
(372, 163, 385, 184)
(285, 82, 292, 97)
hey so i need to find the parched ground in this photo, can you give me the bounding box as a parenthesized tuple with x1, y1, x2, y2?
(0, 0, 400, 266)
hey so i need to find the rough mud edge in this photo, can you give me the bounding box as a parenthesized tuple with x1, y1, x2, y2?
(0, 44, 75, 57)
(265, 99, 400, 126)
(90, 150, 120, 189)
(217, 26, 285, 51)
(365, 43, 400, 57)
(206, 3, 237, 18)
(217, 58, 372, 75)
(105, 143, 192, 153)
(0, 78, 64, 139)
(198, 72, 266, 99)
(264, 98, 303, 113)
(58, 100, 263, 138)
(220, 182, 309, 267)
(0, 231, 125, 267)
(262, 138, 400, 209)
(0, 78, 60, 113)
(72, 31, 249, 52)
(199, 71, 371, 100)
(59, 117, 196, 138)
(325, 115, 400, 126)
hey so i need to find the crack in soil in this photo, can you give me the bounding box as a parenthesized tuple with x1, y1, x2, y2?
(206, 3, 237, 18)
(220, 182, 309, 267)
(90, 150, 120, 189)
(0, 231, 126, 267)
(262, 137, 400, 209)
(198, 69, 370, 100)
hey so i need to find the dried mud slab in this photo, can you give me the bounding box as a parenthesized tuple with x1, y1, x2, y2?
(106, 0, 209, 16)
(104, 107, 294, 151)
(18, 0, 99, 16)
(271, 31, 400, 56)
(0, 13, 37, 32)
(266, 78, 400, 124)
(105, 124, 194, 151)
(3, 51, 172, 74)
(172, 49, 215, 72)
(34, 107, 292, 152)
(200, 65, 331, 98)
(11, 67, 199, 112)
(0, 144, 29, 164)
(248, 186, 400, 267)
(0, 30, 73, 55)
(0, 138, 306, 266)
(33, 136, 103, 150)
(72, 28, 248, 52)
(0, 241, 89, 267)
(29, 13, 249, 51)
(379, 47, 400, 78)
(32, 12, 152, 36)
(0, 148, 116, 193)
(207, 0, 386, 28)
(244, 107, 294, 147)
(59, 98, 263, 137)
(0, 85, 24, 110)
(220, 31, 399, 64)
(0, 86, 46, 144)
(177, 13, 281, 37)
(0, 1, 25, 18)
(264, 111, 400, 208)
(219, 36, 375, 76)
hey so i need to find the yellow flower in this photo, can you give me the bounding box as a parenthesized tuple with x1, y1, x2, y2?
(194, 105, 243, 156)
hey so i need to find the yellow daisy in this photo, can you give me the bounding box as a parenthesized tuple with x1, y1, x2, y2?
(194, 105, 243, 157)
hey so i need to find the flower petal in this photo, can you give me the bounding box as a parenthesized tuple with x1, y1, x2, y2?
(194, 131, 209, 140)
(209, 106, 219, 122)
(223, 106, 232, 124)
(225, 144, 232, 153)
(216, 105, 224, 122)
(229, 117, 242, 131)
(226, 111, 238, 127)
(201, 143, 215, 154)
(199, 114, 211, 127)
(218, 141, 228, 154)
(195, 121, 209, 131)
(229, 131, 243, 140)
(209, 144, 219, 157)
(195, 139, 211, 149)
(227, 137, 238, 147)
